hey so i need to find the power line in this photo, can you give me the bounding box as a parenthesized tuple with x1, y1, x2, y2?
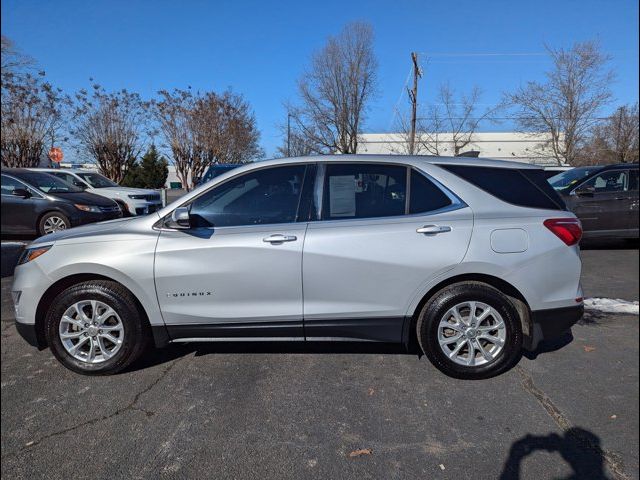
(415, 52, 548, 57)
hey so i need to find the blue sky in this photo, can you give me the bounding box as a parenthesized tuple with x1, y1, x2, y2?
(2, 0, 638, 159)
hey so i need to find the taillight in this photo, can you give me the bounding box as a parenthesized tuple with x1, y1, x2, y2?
(544, 218, 583, 246)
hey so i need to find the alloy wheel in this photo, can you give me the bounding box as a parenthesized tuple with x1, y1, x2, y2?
(437, 301, 507, 367)
(58, 300, 125, 364)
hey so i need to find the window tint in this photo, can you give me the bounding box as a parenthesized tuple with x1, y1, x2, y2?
(19, 172, 83, 194)
(440, 165, 566, 210)
(409, 169, 452, 214)
(76, 172, 118, 188)
(629, 169, 639, 191)
(189, 165, 307, 227)
(322, 164, 406, 220)
(1, 175, 24, 195)
(581, 170, 629, 192)
(50, 171, 81, 186)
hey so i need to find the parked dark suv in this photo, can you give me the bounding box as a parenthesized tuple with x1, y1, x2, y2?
(1, 169, 122, 236)
(549, 164, 639, 240)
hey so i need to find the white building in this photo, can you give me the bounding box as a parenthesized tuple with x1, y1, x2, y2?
(357, 132, 562, 166)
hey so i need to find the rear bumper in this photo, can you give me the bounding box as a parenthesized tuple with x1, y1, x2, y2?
(524, 304, 584, 351)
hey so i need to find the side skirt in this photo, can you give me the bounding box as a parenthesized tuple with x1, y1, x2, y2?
(157, 317, 407, 345)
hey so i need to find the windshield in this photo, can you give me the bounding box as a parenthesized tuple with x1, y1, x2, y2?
(20, 172, 83, 194)
(76, 172, 119, 188)
(548, 167, 601, 191)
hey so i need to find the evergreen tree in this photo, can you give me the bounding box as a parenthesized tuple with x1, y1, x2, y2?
(122, 145, 168, 188)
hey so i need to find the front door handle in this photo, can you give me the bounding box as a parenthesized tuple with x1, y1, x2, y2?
(263, 234, 297, 243)
(416, 225, 452, 235)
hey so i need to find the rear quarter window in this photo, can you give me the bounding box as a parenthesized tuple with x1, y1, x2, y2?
(440, 165, 566, 211)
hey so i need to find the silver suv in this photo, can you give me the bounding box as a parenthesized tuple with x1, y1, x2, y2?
(12, 156, 584, 379)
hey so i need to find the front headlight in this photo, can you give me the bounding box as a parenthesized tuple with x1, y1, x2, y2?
(128, 194, 146, 200)
(18, 246, 52, 265)
(74, 204, 102, 213)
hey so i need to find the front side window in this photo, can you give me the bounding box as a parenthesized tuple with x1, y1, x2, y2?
(189, 164, 307, 227)
(18, 172, 82, 194)
(322, 164, 407, 220)
(579, 170, 629, 193)
(1, 175, 24, 195)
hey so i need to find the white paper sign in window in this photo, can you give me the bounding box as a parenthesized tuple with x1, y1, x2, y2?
(329, 175, 356, 217)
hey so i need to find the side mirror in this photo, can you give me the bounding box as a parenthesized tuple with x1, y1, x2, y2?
(74, 181, 88, 190)
(12, 188, 32, 199)
(575, 185, 595, 197)
(165, 206, 191, 229)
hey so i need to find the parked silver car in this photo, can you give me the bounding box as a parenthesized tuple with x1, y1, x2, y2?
(12, 155, 584, 379)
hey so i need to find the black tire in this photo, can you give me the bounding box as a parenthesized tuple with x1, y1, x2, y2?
(416, 282, 523, 379)
(38, 211, 71, 236)
(113, 199, 131, 217)
(45, 280, 150, 375)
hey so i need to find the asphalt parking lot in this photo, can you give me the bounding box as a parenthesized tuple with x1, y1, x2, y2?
(1, 241, 638, 479)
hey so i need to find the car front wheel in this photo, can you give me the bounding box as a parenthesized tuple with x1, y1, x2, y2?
(38, 212, 70, 236)
(45, 280, 149, 375)
(417, 282, 523, 379)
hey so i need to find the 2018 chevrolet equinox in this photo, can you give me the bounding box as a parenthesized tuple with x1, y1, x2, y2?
(12, 155, 584, 379)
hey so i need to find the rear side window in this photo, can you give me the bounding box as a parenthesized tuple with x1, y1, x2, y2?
(409, 169, 452, 214)
(440, 165, 566, 210)
(322, 164, 406, 220)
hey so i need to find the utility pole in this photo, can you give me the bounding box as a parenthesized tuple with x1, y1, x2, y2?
(287, 112, 291, 157)
(408, 52, 421, 155)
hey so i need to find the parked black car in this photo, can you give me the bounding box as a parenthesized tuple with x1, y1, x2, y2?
(549, 164, 639, 240)
(1, 169, 122, 236)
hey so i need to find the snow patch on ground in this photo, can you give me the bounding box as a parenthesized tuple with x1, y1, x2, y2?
(584, 298, 639, 315)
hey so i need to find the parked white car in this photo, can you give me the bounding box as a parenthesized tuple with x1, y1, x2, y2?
(29, 169, 162, 216)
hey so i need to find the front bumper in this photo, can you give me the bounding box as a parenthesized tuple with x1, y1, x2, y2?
(127, 201, 163, 216)
(524, 304, 584, 351)
(69, 210, 123, 227)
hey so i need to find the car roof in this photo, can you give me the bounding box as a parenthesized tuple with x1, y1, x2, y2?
(29, 168, 95, 173)
(269, 154, 542, 170)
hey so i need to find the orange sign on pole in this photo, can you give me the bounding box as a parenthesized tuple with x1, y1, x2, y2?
(48, 147, 64, 163)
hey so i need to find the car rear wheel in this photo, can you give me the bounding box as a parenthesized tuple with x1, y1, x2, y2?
(38, 212, 70, 235)
(417, 282, 522, 379)
(45, 280, 150, 375)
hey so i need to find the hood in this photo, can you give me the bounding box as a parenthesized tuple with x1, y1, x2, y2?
(91, 186, 158, 196)
(31, 214, 158, 246)
(49, 191, 118, 206)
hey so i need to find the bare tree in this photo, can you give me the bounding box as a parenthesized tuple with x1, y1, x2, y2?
(505, 41, 614, 166)
(579, 103, 639, 164)
(290, 22, 377, 154)
(391, 83, 494, 156)
(1, 35, 35, 76)
(1, 71, 69, 167)
(156, 88, 262, 190)
(72, 84, 149, 182)
(155, 88, 196, 191)
(603, 103, 639, 163)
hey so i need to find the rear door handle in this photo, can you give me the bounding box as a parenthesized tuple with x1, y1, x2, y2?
(416, 225, 452, 235)
(263, 234, 297, 243)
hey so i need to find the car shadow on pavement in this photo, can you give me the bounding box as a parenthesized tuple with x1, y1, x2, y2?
(499, 427, 609, 480)
(124, 341, 414, 373)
